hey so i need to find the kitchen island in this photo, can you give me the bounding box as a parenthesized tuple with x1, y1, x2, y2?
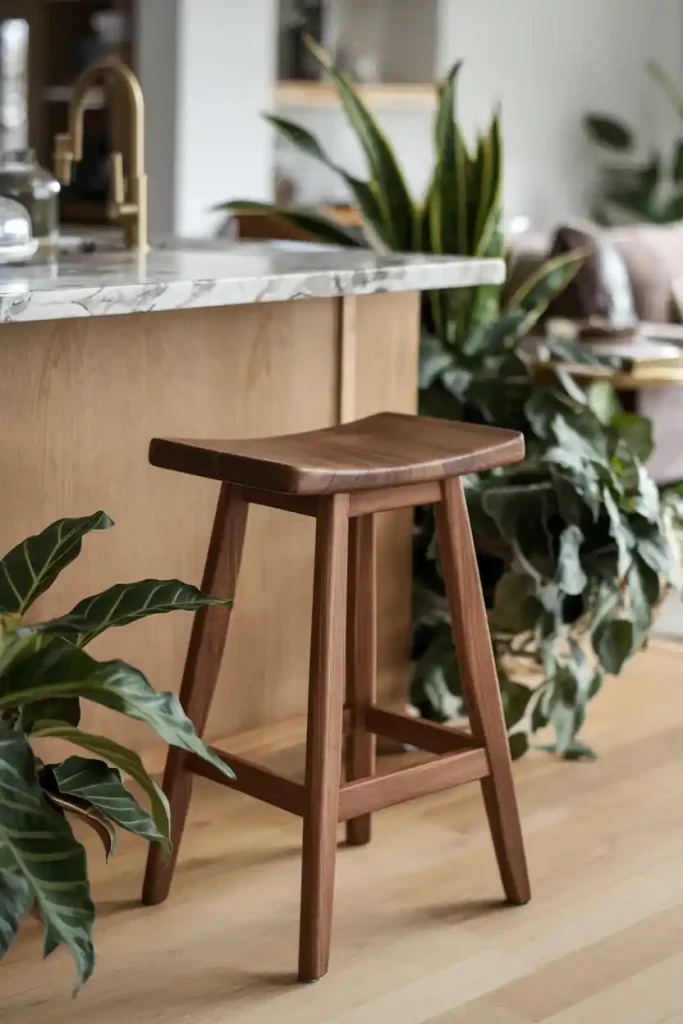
(0, 240, 503, 754)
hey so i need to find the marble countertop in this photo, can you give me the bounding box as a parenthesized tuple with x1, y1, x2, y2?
(0, 239, 504, 323)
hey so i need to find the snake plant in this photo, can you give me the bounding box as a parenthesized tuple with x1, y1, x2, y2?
(0, 512, 233, 989)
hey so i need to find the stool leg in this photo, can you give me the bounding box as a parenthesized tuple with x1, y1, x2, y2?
(299, 494, 349, 982)
(434, 478, 530, 906)
(142, 483, 248, 906)
(345, 514, 377, 847)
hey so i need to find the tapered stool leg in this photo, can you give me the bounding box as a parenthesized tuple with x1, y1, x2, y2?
(299, 494, 349, 982)
(434, 478, 531, 906)
(345, 515, 377, 847)
(142, 483, 249, 906)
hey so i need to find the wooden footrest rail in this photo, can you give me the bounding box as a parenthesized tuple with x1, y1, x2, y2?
(186, 707, 491, 822)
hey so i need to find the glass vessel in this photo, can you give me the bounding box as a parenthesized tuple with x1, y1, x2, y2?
(0, 194, 37, 262)
(0, 148, 60, 246)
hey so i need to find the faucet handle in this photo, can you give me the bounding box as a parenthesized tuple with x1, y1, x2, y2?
(53, 133, 74, 185)
(109, 151, 126, 206)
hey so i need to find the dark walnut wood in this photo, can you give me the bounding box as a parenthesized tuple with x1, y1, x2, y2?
(149, 412, 525, 495)
(144, 413, 530, 983)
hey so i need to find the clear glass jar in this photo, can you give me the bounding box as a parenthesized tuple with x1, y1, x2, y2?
(0, 148, 60, 246)
(0, 194, 37, 262)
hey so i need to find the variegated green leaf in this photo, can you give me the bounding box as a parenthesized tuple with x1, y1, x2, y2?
(0, 512, 113, 616)
(505, 248, 587, 338)
(46, 755, 165, 846)
(1, 641, 234, 784)
(306, 36, 415, 250)
(34, 578, 230, 647)
(33, 725, 170, 849)
(215, 199, 363, 247)
(0, 727, 94, 988)
(0, 865, 31, 957)
(429, 62, 462, 256)
(44, 785, 117, 860)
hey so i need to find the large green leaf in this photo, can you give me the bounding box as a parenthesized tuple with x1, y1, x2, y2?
(216, 200, 362, 248)
(35, 579, 230, 648)
(1, 641, 234, 782)
(306, 37, 415, 250)
(0, 727, 94, 987)
(32, 724, 170, 848)
(0, 866, 32, 957)
(47, 755, 166, 846)
(0, 512, 113, 616)
(584, 114, 634, 151)
(264, 114, 390, 249)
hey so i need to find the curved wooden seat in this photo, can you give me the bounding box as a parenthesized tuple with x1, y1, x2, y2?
(149, 412, 524, 495)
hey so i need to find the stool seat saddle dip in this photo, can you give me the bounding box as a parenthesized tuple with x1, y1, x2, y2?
(142, 412, 531, 983)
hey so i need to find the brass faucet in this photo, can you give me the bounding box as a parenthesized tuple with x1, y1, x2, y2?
(53, 57, 148, 252)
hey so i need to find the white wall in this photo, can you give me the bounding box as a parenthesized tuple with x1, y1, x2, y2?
(137, 0, 277, 237)
(277, 0, 683, 232)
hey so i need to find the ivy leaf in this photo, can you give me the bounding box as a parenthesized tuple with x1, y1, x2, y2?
(0, 866, 32, 957)
(557, 525, 587, 596)
(0, 727, 94, 988)
(491, 572, 541, 633)
(35, 579, 230, 647)
(612, 413, 654, 463)
(0, 512, 113, 616)
(593, 619, 634, 674)
(47, 756, 166, 846)
(602, 488, 632, 579)
(0, 641, 235, 785)
(508, 733, 529, 760)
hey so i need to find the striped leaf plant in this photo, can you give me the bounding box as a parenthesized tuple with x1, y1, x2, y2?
(0, 512, 234, 989)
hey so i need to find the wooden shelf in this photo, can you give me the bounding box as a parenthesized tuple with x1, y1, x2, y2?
(275, 81, 436, 110)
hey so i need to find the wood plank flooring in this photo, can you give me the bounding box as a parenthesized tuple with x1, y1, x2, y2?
(2, 639, 683, 1023)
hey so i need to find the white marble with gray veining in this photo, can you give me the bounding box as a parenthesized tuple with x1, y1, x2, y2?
(0, 239, 504, 323)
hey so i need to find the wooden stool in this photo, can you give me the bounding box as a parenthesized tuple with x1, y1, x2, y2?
(142, 412, 531, 981)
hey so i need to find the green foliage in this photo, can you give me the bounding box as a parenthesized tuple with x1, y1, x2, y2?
(219, 49, 679, 761)
(0, 514, 234, 989)
(585, 60, 683, 223)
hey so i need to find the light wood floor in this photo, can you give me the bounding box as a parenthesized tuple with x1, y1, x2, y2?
(3, 640, 683, 1023)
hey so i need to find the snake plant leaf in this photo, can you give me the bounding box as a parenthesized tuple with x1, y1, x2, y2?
(505, 249, 586, 338)
(34, 578, 230, 648)
(0, 866, 32, 958)
(429, 62, 463, 256)
(46, 755, 166, 846)
(264, 114, 389, 249)
(472, 111, 503, 257)
(584, 114, 634, 151)
(305, 36, 415, 250)
(0, 727, 94, 988)
(32, 725, 170, 848)
(0, 640, 235, 783)
(216, 199, 363, 248)
(0, 512, 113, 616)
(44, 784, 117, 860)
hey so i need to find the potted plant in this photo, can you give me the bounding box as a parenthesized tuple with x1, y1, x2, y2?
(0, 510, 234, 988)
(217, 48, 680, 759)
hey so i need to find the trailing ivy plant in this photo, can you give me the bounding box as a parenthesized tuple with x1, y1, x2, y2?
(415, 325, 681, 760)
(0, 512, 234, 989)
(218, 49, 679, 758)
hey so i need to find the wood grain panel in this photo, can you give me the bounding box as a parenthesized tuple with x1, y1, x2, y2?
(0, 300, 335, 754)
(0, 291, 420, 756)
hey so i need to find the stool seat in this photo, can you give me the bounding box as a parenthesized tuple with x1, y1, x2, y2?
(149, 412, 524, 495)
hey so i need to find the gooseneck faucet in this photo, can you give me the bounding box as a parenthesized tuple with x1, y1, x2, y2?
(53, 57, 148, 252)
